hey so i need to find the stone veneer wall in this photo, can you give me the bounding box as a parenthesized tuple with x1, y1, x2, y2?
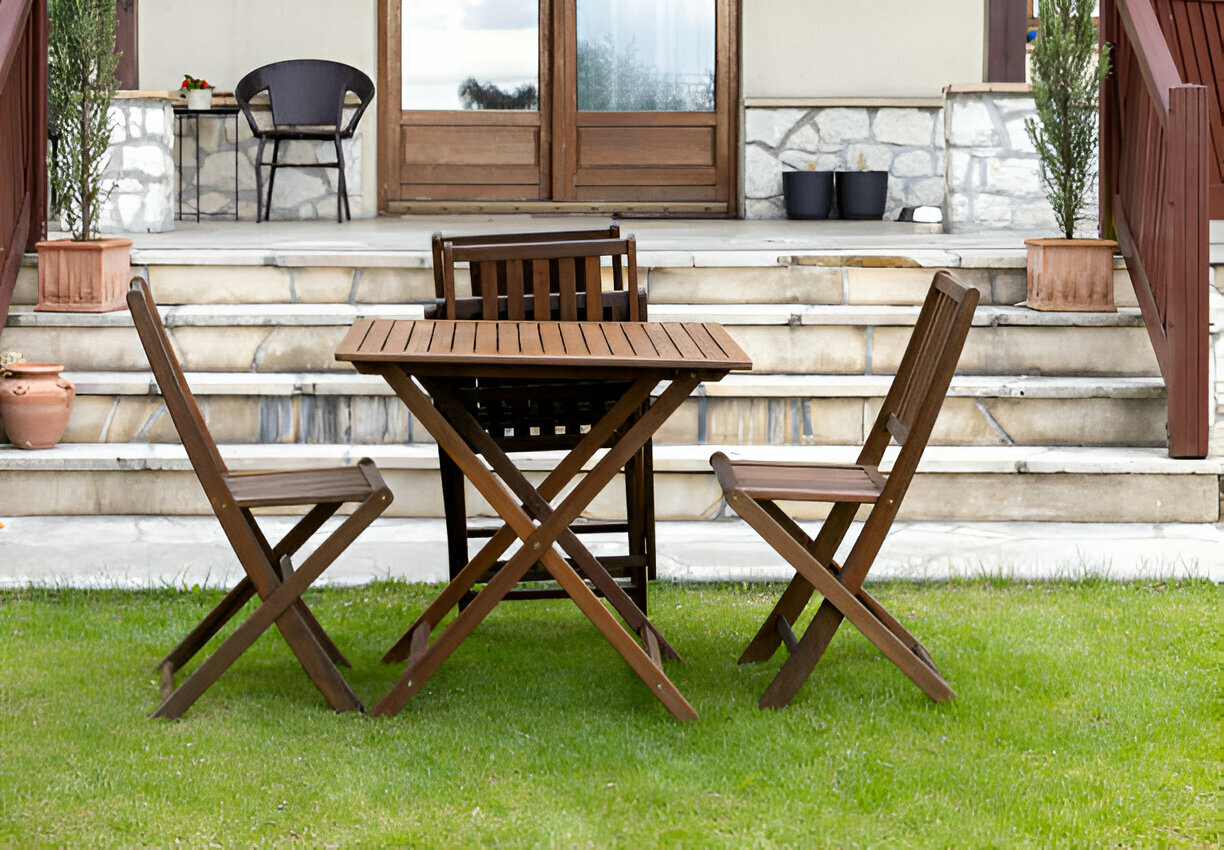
(177, 104, 365, 221)
(743, 85, 1099, 235)
(93, 94, 367, 229)
(98, 95, 175, 233)
(744, 104, 945, 222)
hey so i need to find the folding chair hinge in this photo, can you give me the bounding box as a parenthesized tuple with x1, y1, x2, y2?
(775, 616, 799, 654)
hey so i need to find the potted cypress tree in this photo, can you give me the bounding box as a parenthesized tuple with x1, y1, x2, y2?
(1023, 0, 1115, 311)
(36, 0, 131, 313)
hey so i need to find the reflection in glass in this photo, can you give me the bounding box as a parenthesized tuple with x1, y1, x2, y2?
(402, 0, 538, 110)
(577, 0, 714, 112)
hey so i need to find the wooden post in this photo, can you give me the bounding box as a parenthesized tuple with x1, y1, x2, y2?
(984, 0, 1027, 83)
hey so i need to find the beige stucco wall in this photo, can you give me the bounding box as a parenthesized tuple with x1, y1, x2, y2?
(138, 0, 378, 217)
(743, 0, 986, 99)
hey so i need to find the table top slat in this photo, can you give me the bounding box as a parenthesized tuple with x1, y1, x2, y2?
(337, 318, 373, 356)
(539, 322, 566, 358)
(559, 323, 588, 357)
(427, 321, 456, 354)
(622, 323, 658, 358)
(452, 321, 477, 356)
(661, 323, 704, 360)
(359, 319, 395, 356)
(518, 322, 544, 357)
(642, 323, 682, 359)
(579, 323, 612, 357)
(603, 324, 636, 359)
(384, 319, 416, 355)
(704, 322, 747, 361)
(686, 322, 728, 361)
(474, 322, 498, 356)
(406, 321, 435, 353)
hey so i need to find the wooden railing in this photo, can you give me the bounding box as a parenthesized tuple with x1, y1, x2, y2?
(1101, 0, 1210, 458)
(0, 0, 46, 343)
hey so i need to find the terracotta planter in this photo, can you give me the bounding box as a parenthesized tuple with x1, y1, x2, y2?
(1024, 238, 1118, 312)
(35, 237, 132, 312)
(0, 363, 75, 449)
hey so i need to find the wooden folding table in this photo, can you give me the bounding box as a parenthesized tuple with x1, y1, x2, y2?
(336, 318, 751, 720)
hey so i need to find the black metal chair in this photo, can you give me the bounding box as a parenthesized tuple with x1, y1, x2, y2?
(235, 59, 375, 223)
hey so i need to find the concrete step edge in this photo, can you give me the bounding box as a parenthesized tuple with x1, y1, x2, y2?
(63, 370, 1169, 400)
(0, 517, 1217, 588)
(5, 302, 1147, 329)
(2, 442, 1217, 476)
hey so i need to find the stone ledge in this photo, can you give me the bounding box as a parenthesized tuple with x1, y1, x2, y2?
(944, 83, 1033, 95)
(744, 97, 946, 108)
(59, 370, 1167, 401)
(5, 303, 426, 327)
(1, 442, 1216, 476)
(6, 302, 1143, 329)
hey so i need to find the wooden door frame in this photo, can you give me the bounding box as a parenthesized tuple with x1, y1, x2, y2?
(378, 0, 739, 215)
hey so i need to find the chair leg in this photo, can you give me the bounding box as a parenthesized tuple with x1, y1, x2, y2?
(157, 576, 257, 674)
(624, 441, 649, 614)
(245, 507, 352, 668)
(264, 139, 281, 221)
(738, 500, 857, 664)
(153, 489, 390, 719)
(759, 598, 845, 708)
(254, 138, 267, 223)
(438, 447, 472, 610)
(334, 137, 349, 222)
(727, 489, 955, 706)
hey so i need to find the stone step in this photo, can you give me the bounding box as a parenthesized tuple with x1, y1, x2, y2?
(14, 248, 1140, 308)
(0, 443, 1217, 524)
(2, 302, 1160, 377)
(39, 371, 1168, 448)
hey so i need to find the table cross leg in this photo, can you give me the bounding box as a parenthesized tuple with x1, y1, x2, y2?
(423, 379, 682, 661)
(371, 369, 701, 719)
(380, 370, 657, 660)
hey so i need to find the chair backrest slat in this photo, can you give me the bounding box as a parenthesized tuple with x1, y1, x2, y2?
(430, 224, 620, 300)
(531, 259, 550, 320)
(436, 235, 642, 324)
(583, 256, 602, 321)
(558, 257, 578, 320)
(125, 279, 231, 502)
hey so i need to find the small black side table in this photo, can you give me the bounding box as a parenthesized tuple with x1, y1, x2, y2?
(173, 104, 240, 221)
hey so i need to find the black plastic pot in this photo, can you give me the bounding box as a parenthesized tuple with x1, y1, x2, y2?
(835, 170, 888, 220)
(782, 170, 834, 220)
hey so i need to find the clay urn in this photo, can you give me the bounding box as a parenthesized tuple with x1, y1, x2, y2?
(0, 363, 76, 449)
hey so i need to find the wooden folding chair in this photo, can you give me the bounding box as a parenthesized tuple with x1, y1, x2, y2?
(430, 233, 654, 612)
(126, 278, 393, 718)
(710, 271, 978, 707)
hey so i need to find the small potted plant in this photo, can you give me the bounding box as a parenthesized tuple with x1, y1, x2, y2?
(782, 163, 835, 220)
(37, 0, 131, 313)
(180, 74, 213, 110)
(836, 152, 888, 220)
(1023, 0, 1115, 311)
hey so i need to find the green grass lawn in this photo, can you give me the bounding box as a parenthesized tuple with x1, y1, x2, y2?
(0, 580, 1216, 847)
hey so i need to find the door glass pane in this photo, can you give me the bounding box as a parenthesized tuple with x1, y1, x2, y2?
(576, 0, 715, 112)
(402, 0, 539, 110)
